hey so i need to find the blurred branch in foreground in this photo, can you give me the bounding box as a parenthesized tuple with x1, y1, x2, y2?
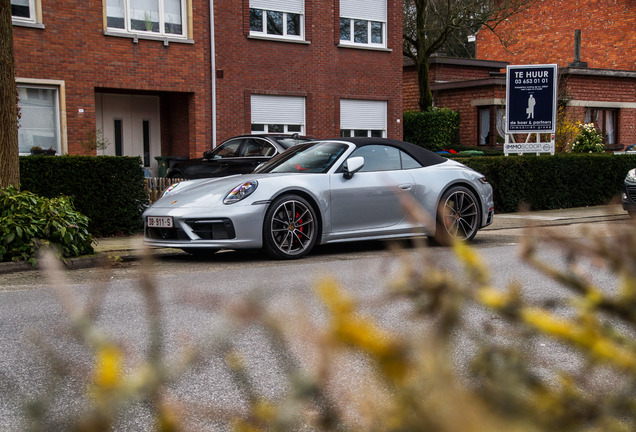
(13, 213, 636, 431)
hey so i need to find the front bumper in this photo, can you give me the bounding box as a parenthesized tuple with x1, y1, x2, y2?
(622, 181, 636, 212)
(143, 202, 268, 250)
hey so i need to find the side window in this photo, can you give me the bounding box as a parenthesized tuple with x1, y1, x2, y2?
(242, 139, 275, 157)
(212, 139, 242, 158)
(400, 151, 421, 169)
(350, 145, 401, 172)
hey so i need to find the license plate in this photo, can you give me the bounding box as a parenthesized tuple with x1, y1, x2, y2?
(147, 216, 173, 228)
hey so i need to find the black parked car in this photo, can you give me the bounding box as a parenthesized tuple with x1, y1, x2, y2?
(623, 168, 636, 218)
(167, 134, 313, 179)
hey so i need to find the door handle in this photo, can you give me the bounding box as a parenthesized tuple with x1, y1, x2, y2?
(398, 184, 413, 190)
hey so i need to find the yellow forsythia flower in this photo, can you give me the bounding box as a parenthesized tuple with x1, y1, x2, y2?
(93, 343, 122, 390)
(521, 308, 636, 370)
(317, 278, 408, 381)
(477, 286, 510, 310)
(454, 241, 489, 284)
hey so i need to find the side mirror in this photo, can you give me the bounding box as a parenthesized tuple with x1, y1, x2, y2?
(343, 156, 364, 179)
(203, 150, 212, 159)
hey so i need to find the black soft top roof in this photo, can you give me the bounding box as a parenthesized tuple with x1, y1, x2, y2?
(324, 137, 447, 168)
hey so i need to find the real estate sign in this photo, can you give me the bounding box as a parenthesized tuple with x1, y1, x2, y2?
(506, 64, 558, 134)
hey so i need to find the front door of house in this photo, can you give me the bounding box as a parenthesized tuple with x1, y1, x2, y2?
(96, 93, 161, 176)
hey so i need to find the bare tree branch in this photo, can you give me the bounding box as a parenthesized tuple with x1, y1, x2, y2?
(404, 0, 538, 111)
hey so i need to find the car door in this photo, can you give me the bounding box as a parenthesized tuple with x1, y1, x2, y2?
(329, 145, 416, 232)
(193, 138, 244, 178)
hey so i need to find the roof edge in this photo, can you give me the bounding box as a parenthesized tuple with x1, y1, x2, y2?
(561, 67, 636, 79)
(404, 56, 509, 69)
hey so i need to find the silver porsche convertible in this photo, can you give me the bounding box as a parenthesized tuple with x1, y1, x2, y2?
(143, 138, 494, 259)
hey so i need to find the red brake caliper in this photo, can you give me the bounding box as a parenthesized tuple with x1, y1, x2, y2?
(296, 212, 303, 235)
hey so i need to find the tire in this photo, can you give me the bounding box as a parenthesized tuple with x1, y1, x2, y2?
(433, 185, 481, 245)
(263, 194, 318, 259)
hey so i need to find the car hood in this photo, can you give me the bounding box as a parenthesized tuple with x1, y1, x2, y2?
(150, 173, 297, 208)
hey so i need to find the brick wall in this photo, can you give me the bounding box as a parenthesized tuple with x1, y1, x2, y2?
(13, 0, 212, 157)
(562, 73, 636, 147)
(434, 85, 505, 146)
(403, 65, 419, 111)
(214, 0, 403, 143)
(403, 58, 506, 114)
(475, 0, 636, 71)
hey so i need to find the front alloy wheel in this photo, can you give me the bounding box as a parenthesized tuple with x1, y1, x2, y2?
(263, 195, 318, 259)
(434, 186, 481, 245)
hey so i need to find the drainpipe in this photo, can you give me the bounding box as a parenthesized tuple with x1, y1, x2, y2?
(210, 0, 217, 148)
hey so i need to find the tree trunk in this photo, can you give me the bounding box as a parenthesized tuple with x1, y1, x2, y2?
(417, 58, 433, 111)
(0, 0, 20, 189)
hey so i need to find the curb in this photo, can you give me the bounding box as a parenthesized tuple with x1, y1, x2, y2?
(0, 208, 630, 274)
(483, 212, 629, 231)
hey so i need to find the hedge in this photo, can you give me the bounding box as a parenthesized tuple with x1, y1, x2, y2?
(403, 109, 460, 152)
(458, 153, 636, 213)
(20, 156, 148, 236)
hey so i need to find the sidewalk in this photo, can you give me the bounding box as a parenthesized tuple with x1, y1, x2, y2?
(0, 204, 630, 274)
(90, 204, 629, 254)
(483, 203, 629, 230)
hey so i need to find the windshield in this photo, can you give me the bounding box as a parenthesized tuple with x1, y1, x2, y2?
(254, 142, 348, 174)
(274, 137, 313, 149)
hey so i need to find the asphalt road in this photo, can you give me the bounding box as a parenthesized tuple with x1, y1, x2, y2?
(0, 218, 631, 431)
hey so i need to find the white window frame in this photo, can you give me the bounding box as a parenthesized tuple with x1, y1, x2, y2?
(11, 0, 43, 27)
(16, 80, 65, 156)
(11, 0, 34, 22)
(251, 95, 306, 135)
(251, 124, 304, 134)
(339, 0, 386, 49)
(340, 129, 385, 138)
(105, 0, 188, 40)
(340, 99, 387, 138)
(249, 0, 305, 41)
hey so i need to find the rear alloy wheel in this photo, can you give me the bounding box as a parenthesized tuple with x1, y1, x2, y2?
(434, 186, 481, 245)
(263, 195, 317, 259)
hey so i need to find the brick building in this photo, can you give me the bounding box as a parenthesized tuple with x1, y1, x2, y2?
(404, 0, 636, 149)
(404, 57, 509, 147)
(12, 0, 403, 175)
(12, 0, 213, 175)
(476, 0, 635, 71)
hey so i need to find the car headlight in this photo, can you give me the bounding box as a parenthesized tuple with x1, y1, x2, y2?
(224, 180, 258, 204)
(627, 169, 636, 183)
(162, 182, 181, 197)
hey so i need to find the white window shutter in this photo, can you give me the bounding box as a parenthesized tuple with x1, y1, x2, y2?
(340, 99, 387, 130)
(340, 0, 386, 22)
(251, 95, 305, 125)
(250, 0, 304, 14)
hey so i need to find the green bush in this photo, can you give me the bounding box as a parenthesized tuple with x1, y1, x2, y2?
(20, 156, 148, 236)
(569, 122, 605, 153)
(0, 186, 94, 265)
(403, 108, 460, 152)
(458, 153, 636, 213)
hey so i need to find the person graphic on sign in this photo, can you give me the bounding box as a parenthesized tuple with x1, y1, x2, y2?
(526, 94, 536, 119)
